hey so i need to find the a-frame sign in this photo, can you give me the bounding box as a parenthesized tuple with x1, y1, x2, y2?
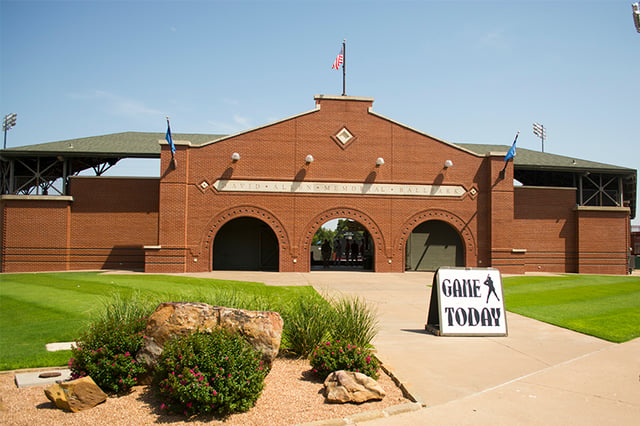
(426, 267, 508, 336)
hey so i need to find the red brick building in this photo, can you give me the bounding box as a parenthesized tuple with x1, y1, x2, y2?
(1, 95, 636, 274)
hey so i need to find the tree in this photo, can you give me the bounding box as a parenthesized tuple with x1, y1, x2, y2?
(312, 227, 336, 247)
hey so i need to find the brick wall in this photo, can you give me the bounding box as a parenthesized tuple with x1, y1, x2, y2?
(0, 196, 72, 272)
(513, 186, 578, 273)
(68, 177, 159, 270)
(576, 207, 630, 274)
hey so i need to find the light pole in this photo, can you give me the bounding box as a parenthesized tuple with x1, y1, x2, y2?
(533, 122, 546, 152)
(2, 113, 17, 149)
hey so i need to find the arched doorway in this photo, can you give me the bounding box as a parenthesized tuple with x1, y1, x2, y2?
(311, 218, 374, 271)
(212, 217, 278, 271)
(405, 220, 464, 271)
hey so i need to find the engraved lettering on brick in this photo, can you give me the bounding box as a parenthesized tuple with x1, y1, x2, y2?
(213, 180, 465, 197)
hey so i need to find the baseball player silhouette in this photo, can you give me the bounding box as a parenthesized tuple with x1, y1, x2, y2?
(484, 274, 500, 303)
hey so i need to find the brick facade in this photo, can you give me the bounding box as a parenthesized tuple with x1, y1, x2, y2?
(0, 95, 632, 274)
(0, 177, 158, 272)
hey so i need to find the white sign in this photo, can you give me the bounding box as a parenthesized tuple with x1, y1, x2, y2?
(213, 180, 466, 197)
(426, 267, 508, 336)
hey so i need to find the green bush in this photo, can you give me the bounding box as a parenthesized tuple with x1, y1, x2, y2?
(329, 295, 378, 348)
(281, 294, 333, 358)
(309, 340, 380, 380)
(69, 293, 151, 394)
(281, 293, 379, 358)
(154, 329, 269, 417)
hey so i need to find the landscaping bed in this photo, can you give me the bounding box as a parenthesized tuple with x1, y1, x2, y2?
(0, 357, 411, 425)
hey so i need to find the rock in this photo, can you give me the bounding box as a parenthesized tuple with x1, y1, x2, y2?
(324, 370, 386, 404)
(136, 302, 283, 372)
(44, 376, 107, 412)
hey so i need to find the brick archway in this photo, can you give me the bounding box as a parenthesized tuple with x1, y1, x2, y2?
(301, 208, 387, 271)
(197, 205, 290, 271)
(397, 209, 476, 268)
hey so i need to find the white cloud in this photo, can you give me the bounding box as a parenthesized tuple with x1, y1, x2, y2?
(67, 90, 162, 117)
(207, 114, 252, 134)
(478, 28, 511, 50)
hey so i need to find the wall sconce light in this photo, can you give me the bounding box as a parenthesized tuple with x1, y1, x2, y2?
(231, 152, 241, 161)
(376, 157, 385, 166)
(305, 154, 315, 164)
(444, 160, 453, 168)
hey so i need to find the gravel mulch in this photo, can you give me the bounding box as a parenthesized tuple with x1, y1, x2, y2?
(0, 357, 411, 425)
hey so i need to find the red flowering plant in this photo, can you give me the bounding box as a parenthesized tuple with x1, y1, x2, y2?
(309, 340, 380, 380)
(69, 314, 147, 394)
(153, 329, 269, 417)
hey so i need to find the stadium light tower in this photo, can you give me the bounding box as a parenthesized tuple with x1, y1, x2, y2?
(633, 3, 640, 33)
(533, 122, 546, 152)
(2, 113, 17, 149)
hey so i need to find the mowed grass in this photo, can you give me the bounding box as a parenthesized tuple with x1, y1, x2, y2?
(0, 272, 318, 370)
(503, 274, 640, 343)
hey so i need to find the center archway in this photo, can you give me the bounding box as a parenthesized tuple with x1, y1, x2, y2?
(303, 208, 386, 272)
(311, 218, 375, 271)
(405, 220, 464, 271)
(212, 217, 278, 271)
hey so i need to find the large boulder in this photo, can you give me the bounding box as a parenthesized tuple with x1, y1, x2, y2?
(44, 376, 107, 412)
(136, 302, 283, 372)
(324, 370, 386, 404)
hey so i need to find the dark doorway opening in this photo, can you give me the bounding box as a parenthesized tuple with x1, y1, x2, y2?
(212, 217, 278, 271)
(311, 218, 374, 271)
(405, 220, 464, 271)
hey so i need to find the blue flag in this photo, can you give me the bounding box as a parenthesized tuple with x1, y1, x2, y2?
(165, 118, 176, 156)
(504, 132, 519, 162)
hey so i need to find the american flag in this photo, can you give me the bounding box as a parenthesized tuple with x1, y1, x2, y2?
(332, 46, 344, 70)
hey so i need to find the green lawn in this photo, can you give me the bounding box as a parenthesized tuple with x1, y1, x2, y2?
(503, 274, 640, 343)
(0, 272, 318, 370)
(2, 272, 639, 370)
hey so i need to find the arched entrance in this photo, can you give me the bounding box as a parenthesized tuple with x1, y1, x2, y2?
(405, 220, 464, 271)
(310, 218, 374, 271)
(212, 217, 278, 271)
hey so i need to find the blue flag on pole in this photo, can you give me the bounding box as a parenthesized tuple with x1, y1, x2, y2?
(504, 132, 519, 161)
(165, 118, 176, 156)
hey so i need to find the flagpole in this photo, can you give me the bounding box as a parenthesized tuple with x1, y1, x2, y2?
(166, 116, 177, 168)
(499, 131, 519, 179)
(342, 39, 346, 96)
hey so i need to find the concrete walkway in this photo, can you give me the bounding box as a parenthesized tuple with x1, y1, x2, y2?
(178, 270, 640, 425)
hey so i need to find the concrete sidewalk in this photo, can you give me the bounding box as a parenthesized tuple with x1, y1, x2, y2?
(179, 270, 640, 425)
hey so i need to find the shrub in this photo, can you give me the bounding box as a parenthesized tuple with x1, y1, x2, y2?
(328, 295, 378, 348)
(281, 294, 333, 358)
(154, 329, 269, 417)
(309, 340, 380, 380)
(69, 293, 151, 394)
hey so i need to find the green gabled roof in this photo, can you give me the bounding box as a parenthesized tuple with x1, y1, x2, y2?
(2, 132, 225, 158)
(1, 133, 634, 175)
(455, 143, 635, 174)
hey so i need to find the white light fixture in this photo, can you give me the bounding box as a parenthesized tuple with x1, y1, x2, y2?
(376, 157, 385, 166)
(231, 152, 241, 161)
(444, 160, 453, 168)
(2, 113, 17, 149)
(305, 154, 314, 163)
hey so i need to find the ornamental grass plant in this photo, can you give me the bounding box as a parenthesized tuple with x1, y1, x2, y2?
(328, 295, 378, 348)
(280, 293, 334, 358)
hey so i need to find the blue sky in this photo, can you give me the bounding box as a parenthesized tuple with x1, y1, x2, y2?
(1, 0, 638, 223)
